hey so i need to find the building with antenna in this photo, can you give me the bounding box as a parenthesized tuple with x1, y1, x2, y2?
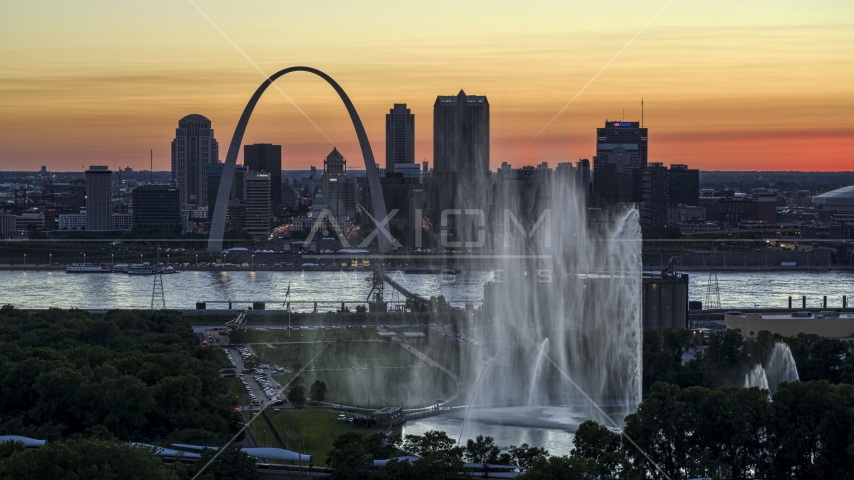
(592, 121, 648, 204)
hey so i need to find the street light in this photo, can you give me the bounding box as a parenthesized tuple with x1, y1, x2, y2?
(111, 253, 114, 267)
(23, 254, 26, 267)
(49, 253, 52, 270)
(167, 254, 170, 265)
(139, 254, 142, 264)
(251, 254, 255, 269)
(83, 253, 86, 265)
(195, 254, 198, 266)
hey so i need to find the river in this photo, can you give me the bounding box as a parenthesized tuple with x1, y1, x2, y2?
(1, 269, 852, 310)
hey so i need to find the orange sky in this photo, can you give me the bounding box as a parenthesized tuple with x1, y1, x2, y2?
(1, 1, 852, 172)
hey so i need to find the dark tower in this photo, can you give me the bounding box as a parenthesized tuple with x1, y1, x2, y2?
(243, 143, 282, 209)
(592, 121, 647, 204)
(668, 164, 700, 206)
(432, 90, 490, 224)
(385, 104, 415, 172)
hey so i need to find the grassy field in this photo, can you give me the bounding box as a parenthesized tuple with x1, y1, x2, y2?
(223, 377, 245, 402)
(303, 367, 456, 408)
(254, 340, 430, 370)
(249, 408, 369, 461)
(261, 340, 458, 408)
(237, 325, 430, 344)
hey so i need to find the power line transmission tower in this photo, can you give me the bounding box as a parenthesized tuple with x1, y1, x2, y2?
(705, 248, 721, 310)
(151, 272, 165, 310)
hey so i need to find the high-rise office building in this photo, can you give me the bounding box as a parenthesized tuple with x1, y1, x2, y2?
(132, 185, 181, 233)
(668, 164, 700, 206)
(593, 121, 648, 204)
(207, 161, 224, 219)
(320, 147, 357, 221)
(171, 114, 219, 207)
(231, 165, 247, 202)
(576, 159, 591, 196)
(433, 90, 489, 175)
(432, 90, 490, 228)
(386, 104, 415, 171)
(243, 172, 272, 236)
(642, 162, 669, 228)
(243, 144, 282, 208)
(85, 166, 112, 231)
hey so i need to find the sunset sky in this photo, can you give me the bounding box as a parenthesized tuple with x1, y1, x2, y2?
(1, 0, 852, 172)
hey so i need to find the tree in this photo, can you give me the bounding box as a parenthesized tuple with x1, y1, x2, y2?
(369, 450, 466, 480)
(622, 382, 692, 480)
(0, 438, 177, 480)
(399, 430, 459, 457)
(784, 334, 850, 383)
(326, 433, 373, 480)
(228, 329, 248, 344)
(764, 381, 854, 479)
(287, 384, 306, 406)
(310, 380, 328, 402)
(0, 309, 239, 445)
(520, 456, 599, 480)
(508, 444, 549, 469)
(463, 435, 500, 464)
(193, 444, 258, 480)
(243, 356, 260, 370)
(570, 420, 623, 478)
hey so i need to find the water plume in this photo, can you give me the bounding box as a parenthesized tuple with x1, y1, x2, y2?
(745, 341, 799, 393)
(744, 364, 770, 390)
(474, 170, 643, 418)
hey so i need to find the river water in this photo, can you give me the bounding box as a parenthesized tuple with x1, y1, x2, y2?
(0, 269, 852, 310)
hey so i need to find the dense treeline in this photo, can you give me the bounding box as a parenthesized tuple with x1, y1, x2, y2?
(0, 306, 241, 444)
(0, 438, 257, 480)
(326, 380, 854, 479)
(643, 328, 854, 393)
(569, 380, 854, 479)
(326, 430, 549, 480)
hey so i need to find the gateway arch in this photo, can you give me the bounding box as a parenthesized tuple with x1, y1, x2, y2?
(207, 66, 391, 253)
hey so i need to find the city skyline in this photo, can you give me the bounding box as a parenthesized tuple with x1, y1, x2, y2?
(1, 1, 852, 172)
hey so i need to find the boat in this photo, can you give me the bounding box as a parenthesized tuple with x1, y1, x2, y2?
(127, 263, 162, 275)
(66, 263, 110, 273)
(126, 264, 175, 275)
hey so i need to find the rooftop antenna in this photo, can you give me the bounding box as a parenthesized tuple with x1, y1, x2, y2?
(150, 149, 153, 184)
(622, 109, 624, 121)
(641, 99, 644, 127)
